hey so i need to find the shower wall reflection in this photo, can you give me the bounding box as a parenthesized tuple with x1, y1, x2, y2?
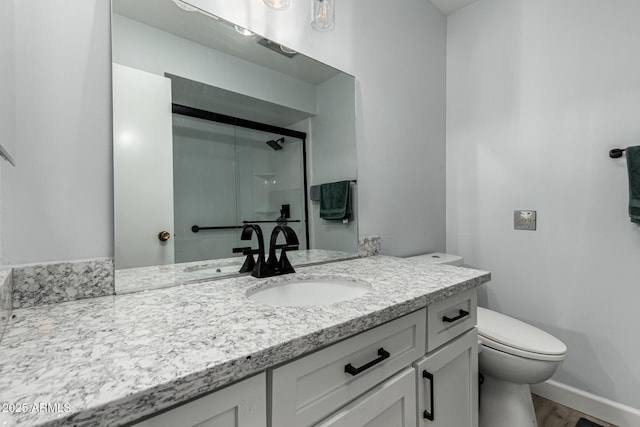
(172, 114, 307, 263)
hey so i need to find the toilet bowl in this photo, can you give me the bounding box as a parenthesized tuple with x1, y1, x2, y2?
(404, 253, 567, 427)
(478, 307, 567, 427)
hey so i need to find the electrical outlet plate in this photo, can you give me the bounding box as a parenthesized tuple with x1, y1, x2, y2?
(514, 210, 536, 231)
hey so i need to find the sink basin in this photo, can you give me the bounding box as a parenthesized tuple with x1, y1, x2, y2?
(247, 277, 370, 307)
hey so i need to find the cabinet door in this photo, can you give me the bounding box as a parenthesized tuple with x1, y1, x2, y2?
(415, 329, 478, 427)
(316, 367, 417, 427)
(132, 373, 266, 427)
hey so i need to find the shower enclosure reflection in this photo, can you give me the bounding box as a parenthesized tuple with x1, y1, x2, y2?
(172, 109, 307, 264)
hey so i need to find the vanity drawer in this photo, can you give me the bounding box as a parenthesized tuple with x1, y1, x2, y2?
(271, 308, 426, 427)
(426, 288, 477, 352)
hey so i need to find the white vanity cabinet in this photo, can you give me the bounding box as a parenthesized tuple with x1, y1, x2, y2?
(132, 373, 266, 427)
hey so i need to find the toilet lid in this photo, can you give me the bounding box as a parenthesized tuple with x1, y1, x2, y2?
(477, 307, 567, 358)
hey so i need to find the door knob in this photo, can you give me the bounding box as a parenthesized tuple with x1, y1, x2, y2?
(158, 231, 171, 241)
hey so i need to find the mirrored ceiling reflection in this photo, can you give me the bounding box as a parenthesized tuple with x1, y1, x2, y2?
(112, 0, 358, 293)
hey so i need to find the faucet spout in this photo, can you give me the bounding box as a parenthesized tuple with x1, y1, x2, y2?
(267, 225, 299, 275)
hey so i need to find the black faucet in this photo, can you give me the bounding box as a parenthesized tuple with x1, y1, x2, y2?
(267, 225, 299, 275)
(236, 224, 274, 278)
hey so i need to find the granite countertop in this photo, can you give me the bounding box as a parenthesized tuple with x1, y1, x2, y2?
(0, 256, 490, 427)
(115, 249, 359, 294)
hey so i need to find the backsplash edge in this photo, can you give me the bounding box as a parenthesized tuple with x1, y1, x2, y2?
(358, 236, 382, 257)
(0, 268, 12, 341)
(12, 258, 115, 309)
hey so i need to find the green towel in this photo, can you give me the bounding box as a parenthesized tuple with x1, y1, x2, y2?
(319, 180, 352, 221)
(626, 146, 640, 223)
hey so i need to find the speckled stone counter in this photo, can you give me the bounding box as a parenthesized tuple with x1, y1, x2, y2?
(0, 256, 490, 427)
(115, 249, 359, 294)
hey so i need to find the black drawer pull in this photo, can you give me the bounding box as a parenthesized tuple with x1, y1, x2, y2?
(344, 348, 390, 376)
(442, 309, 469, 323)
(423, 370, 435, 421)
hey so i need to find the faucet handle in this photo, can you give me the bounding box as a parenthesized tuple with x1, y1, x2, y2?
(232, 246, 258, 273)
(270, 243, 297, 274)
(276, 247, 296, 275)
(232, 246, 252, 254)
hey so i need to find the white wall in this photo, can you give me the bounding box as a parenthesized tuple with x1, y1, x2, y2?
(447, 0, 640, 409)
(1, 0, 113, 265)
(0, 0, 16, 260)
(2, 0, 447, 265)
(112, 14, 317, 116)
(309, 73, 358, 252)
(0, 0, 16, 162)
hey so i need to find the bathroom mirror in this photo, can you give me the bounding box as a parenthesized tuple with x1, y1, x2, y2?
(112, 0, 358, 293)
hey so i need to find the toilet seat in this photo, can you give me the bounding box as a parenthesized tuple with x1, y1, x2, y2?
(477, 307, 567, 362)
(479, 335, 566, 362)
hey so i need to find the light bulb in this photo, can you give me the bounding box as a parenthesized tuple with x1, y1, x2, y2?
(280, 45, 297, 54)
(234, 25, 254, 36)
(311, 0, 334, 31)
(172, 0, 197, 12)
(264, 0, 291, 10)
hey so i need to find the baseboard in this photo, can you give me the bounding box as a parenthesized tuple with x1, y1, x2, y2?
(530, 380, 640, 427)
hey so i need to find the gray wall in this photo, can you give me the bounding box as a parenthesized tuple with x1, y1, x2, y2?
(0, 0, 16, 162)
(2, 0, 113, 265)
(0, 0, 16, 260)
(309, 73, 358, 253)
(112, 14, 317, 116)
(446, 0, 640, 409)
(1, 0, 447, 264)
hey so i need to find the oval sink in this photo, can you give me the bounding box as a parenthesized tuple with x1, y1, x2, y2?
(247, 278, 370, 307)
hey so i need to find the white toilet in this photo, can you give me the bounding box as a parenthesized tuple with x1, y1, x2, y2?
(406, 253, 568, 427)
(477, 307, 567, 427)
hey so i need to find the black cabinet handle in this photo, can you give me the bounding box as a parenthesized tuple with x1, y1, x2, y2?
(423, 370, 434, 421)
(442, 309, 470, 323)
(344, 348, 390, 376)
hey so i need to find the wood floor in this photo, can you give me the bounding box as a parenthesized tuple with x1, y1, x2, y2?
(532, 394, 617, 427)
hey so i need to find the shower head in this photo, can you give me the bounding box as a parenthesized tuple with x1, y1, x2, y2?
(266, 137, 284, 151)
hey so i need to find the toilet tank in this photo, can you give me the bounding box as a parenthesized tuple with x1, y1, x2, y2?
(404, 252, 464, 266)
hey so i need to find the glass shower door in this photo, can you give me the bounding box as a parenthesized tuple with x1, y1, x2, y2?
(172, 114, 240, 262)
(172, 113, 307, 265)
(235, 127, 307, 253)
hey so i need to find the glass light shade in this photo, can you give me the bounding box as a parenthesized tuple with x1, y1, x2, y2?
(311, 0, 335, 31)
(263, 0, 291, 10)
(234, 25, 255, 36)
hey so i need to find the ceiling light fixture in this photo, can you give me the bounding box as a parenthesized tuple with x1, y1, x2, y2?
(234, 25, 255, 36)
(172, 0, 197, 12)
(279, 45, 297, 55)
(311, 0, 335, 32)
(263, 0, 291, 11)
(171, 0, 219, 20)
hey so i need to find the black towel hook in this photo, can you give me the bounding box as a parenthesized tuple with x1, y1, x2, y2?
(609, 148, 626, 158)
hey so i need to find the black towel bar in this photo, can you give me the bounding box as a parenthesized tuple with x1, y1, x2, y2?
(610, 148, 626, 158)
(192, 220, 301, 232)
